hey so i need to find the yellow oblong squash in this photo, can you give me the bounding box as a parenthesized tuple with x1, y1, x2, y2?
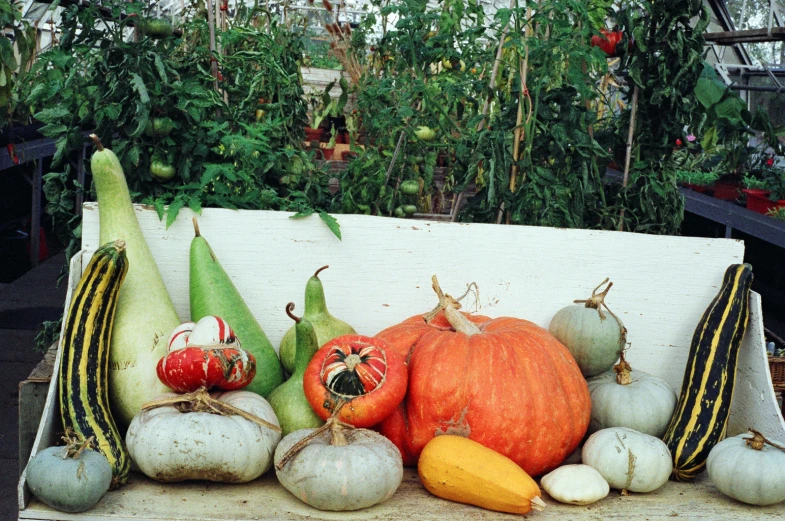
(418, 435, 546, 515)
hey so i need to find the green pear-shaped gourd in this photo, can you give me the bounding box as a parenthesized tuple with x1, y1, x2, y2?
(189, 218, 284, 397)
(267, 303, 325, 436)
(279, 266, 356, 375)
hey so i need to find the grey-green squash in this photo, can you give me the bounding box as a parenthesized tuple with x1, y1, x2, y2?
(26, 435, 112, 513)
(549, 278, 626, 377)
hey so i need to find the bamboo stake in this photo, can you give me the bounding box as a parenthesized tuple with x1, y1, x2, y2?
(618, 84, 639, 232)
(451, 0, 516, 223)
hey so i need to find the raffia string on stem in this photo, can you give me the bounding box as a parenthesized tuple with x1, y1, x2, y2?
(275, 399, 352, 470)
(141, 388, 281, 433)
(60, 428, 96, 459)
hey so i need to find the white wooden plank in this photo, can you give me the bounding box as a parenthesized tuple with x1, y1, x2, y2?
(728, 292, 785, 440)
(18, 468, 785, 521)
(80, 203, 748, 395)
(17, 253, 82, 511)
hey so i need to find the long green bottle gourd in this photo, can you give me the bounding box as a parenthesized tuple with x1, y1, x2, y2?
(268, 303, 325, 436)
(89, 135, 180, 429)
(663, 263, 753, 481)
(279, 265, 356, 375)
(189, 218, 284, 396)
(59, 239, 131, 488)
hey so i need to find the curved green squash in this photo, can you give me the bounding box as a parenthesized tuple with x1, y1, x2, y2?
(58, 240, 131, 488)
(663, 263, 753, 481)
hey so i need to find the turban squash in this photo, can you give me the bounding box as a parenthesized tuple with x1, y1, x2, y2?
(376, 276, 591, 476)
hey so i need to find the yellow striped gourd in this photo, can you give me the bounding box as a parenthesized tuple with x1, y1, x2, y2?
(58, 240, 131, 489)
(663, 263, 753, 481)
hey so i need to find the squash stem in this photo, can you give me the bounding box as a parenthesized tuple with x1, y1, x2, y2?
(286, 302, 301, 323)
(314, 265, 329, 278)
(574, 278, 628, 346)
(745, 429, 785, 452)
(530, 495, 547, 512)
(89, 133, 104, 151)
(613, 349, 633, 385)
(60, 428, 95, 459)
(425, 276, 482, 337)
(193, 217, 201, 237)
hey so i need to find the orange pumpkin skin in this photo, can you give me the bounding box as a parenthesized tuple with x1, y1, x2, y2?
(376, 311, 591, 476)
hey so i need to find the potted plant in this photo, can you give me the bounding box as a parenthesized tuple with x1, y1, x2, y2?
(675, 170, 720, 194)
(742, 171, 785, 214)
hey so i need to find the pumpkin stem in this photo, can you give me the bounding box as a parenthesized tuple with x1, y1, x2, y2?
(573, 278, 628, 347)
(140, 388, 282, 433)
(60, 428, 95, 459)
(744, 429, 785, 452)
(424, 276, 482, 337)
(275, 401, 353, 470)
(530, 496, 547, 512)
(613, 348, 633, 385)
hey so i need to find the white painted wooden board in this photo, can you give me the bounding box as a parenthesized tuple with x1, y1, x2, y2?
(18, 203, 785, 520)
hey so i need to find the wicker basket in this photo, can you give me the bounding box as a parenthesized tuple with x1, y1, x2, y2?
(769, 357, 785, 392)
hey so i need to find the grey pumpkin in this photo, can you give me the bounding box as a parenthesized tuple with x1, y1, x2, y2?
(26, 442, 112, 513)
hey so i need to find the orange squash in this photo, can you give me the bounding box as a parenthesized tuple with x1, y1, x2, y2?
(418, 434, 546, 515)
(377, 276, 590, 476)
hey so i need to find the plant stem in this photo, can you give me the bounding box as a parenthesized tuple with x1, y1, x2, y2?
(619, 84, 639, 232)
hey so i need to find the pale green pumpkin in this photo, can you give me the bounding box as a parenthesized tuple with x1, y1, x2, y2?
(707, 430, 785, 506)
(26, 440, 112, 513)
(586, 350, 677, 438)
(549, 278, 626, 377)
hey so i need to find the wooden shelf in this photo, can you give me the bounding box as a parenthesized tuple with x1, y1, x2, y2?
(704, 27, 785, 45)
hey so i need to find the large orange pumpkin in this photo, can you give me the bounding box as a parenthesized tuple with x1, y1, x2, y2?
(376, 276, 591, 476)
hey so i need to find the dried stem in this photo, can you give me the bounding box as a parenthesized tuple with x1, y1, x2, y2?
(314, 265, 329, 278)
(423, 276, 482, 337)
(286, 302, 301, 323)
(276, 400, 351, 470)
(613, 348, 633, 385)
(141, 388, 281, 433)
(60, 428, 95, 459)
(574, 278, 628, 344)
(745, 429, 785, 451)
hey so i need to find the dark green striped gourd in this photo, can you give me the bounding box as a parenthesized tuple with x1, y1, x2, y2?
(663, 263, 753, 481)
(58, 240, 131, 489)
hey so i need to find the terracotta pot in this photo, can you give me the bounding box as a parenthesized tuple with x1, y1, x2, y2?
(683, 183, 711, 194)
(320, 147, 335, 161)
(712, 182, 741, 201)
(304, 127, 324, 142)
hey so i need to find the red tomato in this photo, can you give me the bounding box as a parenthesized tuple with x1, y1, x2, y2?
(303, 335, 408, 428)
(157, 346, 256, 393)
(591, 29, 623, 57)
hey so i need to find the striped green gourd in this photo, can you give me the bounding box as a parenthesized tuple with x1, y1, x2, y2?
(663, 263, 753, 481)
(58, 240, 131, 489)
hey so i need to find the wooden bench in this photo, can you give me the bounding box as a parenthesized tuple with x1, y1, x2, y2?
(18, 204, 785, 520)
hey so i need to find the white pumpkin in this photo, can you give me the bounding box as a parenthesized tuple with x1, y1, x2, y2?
(541, 464, 609, 505)
(274, 420, 403, 511)
(126, 390, 281, 483)
(548, 279, 626, 377)
(707, 430, 785, 506)
(582, 427, 672, 493)
(586, 351, 677, 438)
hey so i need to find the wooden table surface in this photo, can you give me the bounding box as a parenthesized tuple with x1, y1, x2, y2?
(19, 467, 785, 521)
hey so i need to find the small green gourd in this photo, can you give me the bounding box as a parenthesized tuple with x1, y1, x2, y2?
(279, 266, 356, 375)
(268, 303, 325, 436)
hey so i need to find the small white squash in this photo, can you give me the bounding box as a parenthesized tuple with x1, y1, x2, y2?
(126, 389, 281, 483)
(541, 464, 609, 505)
(582, 427, 672, 493)
(549, 279, 626, 377)
(586, 350, 677, 438)
(707, 429, 785, 506)
(274, 418, 403, 511)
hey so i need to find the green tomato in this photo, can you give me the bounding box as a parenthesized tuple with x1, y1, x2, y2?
(394, 206, 405, 218)
(146, 117, 174, 137)
(400, 180, 420, 196)
(142, 18, 173, 39)
(403, 204, 418, 216)
(414, 126, 436, 141)
(150, 161, 176, 181)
